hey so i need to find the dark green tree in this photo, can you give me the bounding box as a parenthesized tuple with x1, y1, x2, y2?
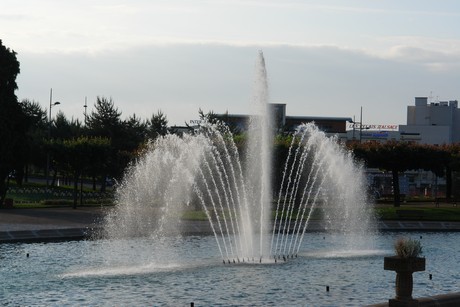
(147, 110, 168, 140)
(53, 111, 83, 140)
(47, 111, 84, 185)
(86, 96, 122, 138)
(52, 137, 110, 208)
(85, 96, 123, 189)
(123, 113, 148, 151)
(0, 40, 22, 205)
(197, 108, 229, 133)
(19, 99, 48, 182)
(439, 144, 460, 199)
(350, 141, 449, 207)
(86, 96, 148, 190)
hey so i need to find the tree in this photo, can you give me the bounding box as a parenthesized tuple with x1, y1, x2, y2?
(86, 97, 148, 190)
(147, 110, 168, 140)
(0, 40, 22, 205)
(53, 111, 83, 140)
(197, 108, 228, 133)
(53, 137, 110, 208)
(19, 99, 48, 182)
(86, 97, 124, 190)
(86, 96, 123, 140)
(439, 144, 460, 199)
(123, 113, 148, 151)
(350, 141, 449, 207)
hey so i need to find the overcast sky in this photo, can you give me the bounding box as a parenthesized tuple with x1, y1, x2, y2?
(2, 0, 460, 127)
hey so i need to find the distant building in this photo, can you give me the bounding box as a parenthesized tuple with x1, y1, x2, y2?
(179, 97, 460, 146)
(168, 125, 195, 136)
(217, 103, 352, 137)
(399, 97, 460, 145)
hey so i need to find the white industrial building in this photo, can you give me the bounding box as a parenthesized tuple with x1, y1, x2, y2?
(353, 96, 460, 199)
(399, 97, 460, 145)
(344, 97, 460, 145)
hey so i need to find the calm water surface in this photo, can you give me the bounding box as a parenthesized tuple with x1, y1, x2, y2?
(1, 232, 459, 306)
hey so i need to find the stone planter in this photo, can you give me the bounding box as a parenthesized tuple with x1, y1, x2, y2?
(384, 256, 425, 307)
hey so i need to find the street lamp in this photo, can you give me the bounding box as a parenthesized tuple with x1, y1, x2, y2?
(84, 96, 87, 126)
(46, 88, 61, 186)
(359, 106, 363, 143)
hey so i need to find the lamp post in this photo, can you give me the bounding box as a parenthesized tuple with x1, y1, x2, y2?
(46, 88, 61, 186)
(80, 96, 88, 206)
(84, 96, 87, 126)
(359, 106, 363, 143)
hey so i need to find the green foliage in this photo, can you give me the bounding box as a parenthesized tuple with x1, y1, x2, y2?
(148, 110, 168, 140)
(53, 111, 83, 139)
(0, 40, 22, 205)
(0, 39, 19, 97)
(181, 210, 209, 221)
(197, 108, 229, 133)
(18, 99, 48, 182)
(350, 141, 450, 174)
(376, 205, 460, 221)
(46, 136, 111, 207)
(86, 96, 122, 137)
(59, 136, 111, 181)
(86, 96, 137, 185)
(349, 141, 455, 206)
(124, 113, 148, 149)
(6, 181, 114, 208)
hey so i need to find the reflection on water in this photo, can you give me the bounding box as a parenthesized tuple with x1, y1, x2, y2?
(1, 232, 459, 306)
(302, 249, 389, 259)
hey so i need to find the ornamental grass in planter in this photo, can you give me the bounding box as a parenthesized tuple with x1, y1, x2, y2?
(394, 238, 423, 258)
(384, 238, 425, 307)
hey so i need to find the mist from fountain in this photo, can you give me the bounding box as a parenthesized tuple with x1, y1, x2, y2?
(102, 51, 375, 264)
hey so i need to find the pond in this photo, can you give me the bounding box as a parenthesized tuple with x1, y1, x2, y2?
(1, 232, 459, 306)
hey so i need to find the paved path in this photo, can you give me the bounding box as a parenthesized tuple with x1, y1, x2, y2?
(1, 207, 460, 243)
(0, 207, 107, 243)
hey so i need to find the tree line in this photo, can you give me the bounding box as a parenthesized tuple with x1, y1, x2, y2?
(348, 141, 460, 207)
(0, 40, 168, 206)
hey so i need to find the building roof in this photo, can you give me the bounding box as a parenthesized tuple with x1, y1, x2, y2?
(286, 115, 353, 122)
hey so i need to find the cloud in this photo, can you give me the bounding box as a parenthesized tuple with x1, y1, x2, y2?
(0, 13, 27, 20)
(15, 42, 460, 130)
(361, 36, 460, 72)
(385, 46, 460, 72)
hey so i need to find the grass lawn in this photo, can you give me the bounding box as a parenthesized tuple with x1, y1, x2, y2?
(4, 182, 460, 222)
(4, 182, 114, 208)
(376, 203, 460, 221)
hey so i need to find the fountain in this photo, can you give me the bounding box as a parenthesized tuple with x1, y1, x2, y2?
(4, 52, 459, 306)
(101, 51, 376, 263)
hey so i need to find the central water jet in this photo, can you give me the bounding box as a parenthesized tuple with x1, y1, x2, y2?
(244, 50, 273, 259)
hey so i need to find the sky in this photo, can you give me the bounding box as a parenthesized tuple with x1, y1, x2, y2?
(1, 0, 460, 127)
